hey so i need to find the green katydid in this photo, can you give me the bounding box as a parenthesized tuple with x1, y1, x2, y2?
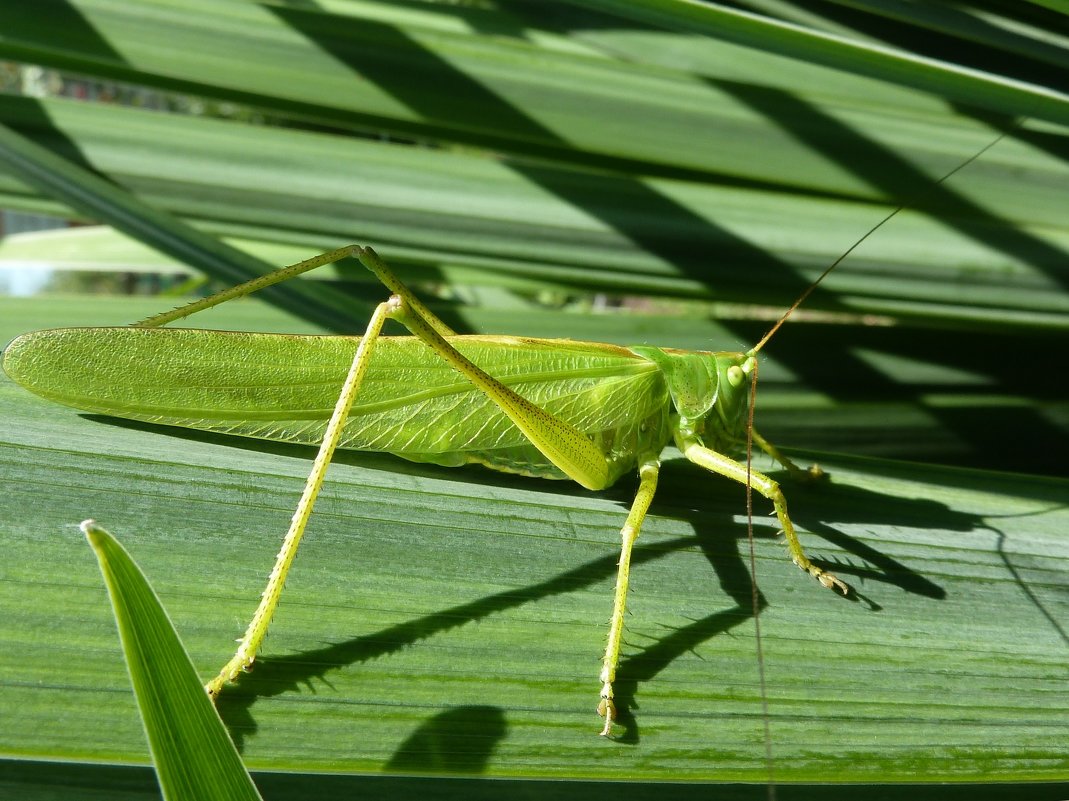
(0, 129, 1003, 735)
(3, 245, 845, 736)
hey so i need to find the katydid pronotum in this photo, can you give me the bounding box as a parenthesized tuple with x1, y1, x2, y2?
(2, 133, 1004, 735)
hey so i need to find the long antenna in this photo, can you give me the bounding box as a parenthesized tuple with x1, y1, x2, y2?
(744, 124, 1016, 797)
(744, 361, 776, 796)
(748, 129, 1012, 356)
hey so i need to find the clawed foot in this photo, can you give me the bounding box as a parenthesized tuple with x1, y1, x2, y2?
(597, 697, 616, 737)
(792, 554, 850, 595)
(817, 570, 850, 595)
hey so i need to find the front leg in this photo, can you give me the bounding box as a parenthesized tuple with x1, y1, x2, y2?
(680, 438, 848, 594)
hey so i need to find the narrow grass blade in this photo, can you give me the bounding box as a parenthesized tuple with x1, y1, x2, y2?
(81, 519, 262, 801)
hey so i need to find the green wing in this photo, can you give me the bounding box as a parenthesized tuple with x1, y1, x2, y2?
(3, 328, 671, 483)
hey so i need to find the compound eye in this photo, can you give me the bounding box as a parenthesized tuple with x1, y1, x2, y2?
(727, 365, 744, 387)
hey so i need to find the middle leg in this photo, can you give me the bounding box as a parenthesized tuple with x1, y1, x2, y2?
(598, 457, 660, 736)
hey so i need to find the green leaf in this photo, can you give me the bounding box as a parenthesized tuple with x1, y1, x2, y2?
(1, 1, 1067, 326)
(560, 0, 1069, 126)
(1, 296, 1066, 788)
(82, 520, 262, 801)
(1, 95, 1067, 323)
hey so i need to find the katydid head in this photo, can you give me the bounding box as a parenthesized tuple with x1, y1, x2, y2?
(712, 351, 758, 445)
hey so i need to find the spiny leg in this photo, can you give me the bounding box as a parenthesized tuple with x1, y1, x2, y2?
(133, 246, 366, 328)
(128, 245, 388, 694)
(598, 458, 659, 737)
(680, 438, 848, 594)
(205, 296, 398, 697)
(356, 247, 612, 493)
(124, 245, 389, 694)
(132, 242, 456, 331)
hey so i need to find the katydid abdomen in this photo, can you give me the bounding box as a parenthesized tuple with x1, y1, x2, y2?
(4, 326, 683, 486)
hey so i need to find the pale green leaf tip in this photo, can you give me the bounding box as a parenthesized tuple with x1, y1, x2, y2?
(80, 518, 105, 546)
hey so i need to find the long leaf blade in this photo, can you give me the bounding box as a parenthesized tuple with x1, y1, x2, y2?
(561, 0, 1069, 125)
(82, 519, 262, 801)
(2, 297, 1066, 783)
